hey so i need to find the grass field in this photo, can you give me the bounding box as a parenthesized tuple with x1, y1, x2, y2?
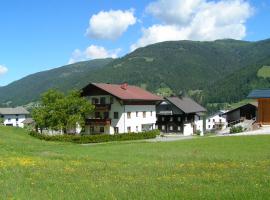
(257, 65, 270, 78)
(0, 126, 270, 199)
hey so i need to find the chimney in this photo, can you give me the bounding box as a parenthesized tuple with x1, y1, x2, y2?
(121, 83, 128, 90)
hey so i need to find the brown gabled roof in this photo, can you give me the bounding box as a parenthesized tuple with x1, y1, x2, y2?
(83, 83, 163, 101)
(166, 97, 207, 114)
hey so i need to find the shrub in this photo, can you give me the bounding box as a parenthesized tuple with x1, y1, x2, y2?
(195, 130, 201, 136)
(230, 126, 244, 134)
(29, 129, 160, 144)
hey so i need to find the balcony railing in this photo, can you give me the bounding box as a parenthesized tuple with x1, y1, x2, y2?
(93, 104, 111, 110)
(85, 118, 111, 125)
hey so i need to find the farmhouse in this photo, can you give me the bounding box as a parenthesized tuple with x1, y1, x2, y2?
(0, 107, 29, 128)
(156, 96, 206, 136)
(81, 83, 163, 134)
(206, 110, 228, 131)
(248, 89, 270, 125)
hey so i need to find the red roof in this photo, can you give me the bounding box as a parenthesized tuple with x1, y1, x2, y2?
(91, 83, 163, 101)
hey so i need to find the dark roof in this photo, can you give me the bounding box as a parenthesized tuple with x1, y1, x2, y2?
(83, 83, 163, 101)
(248, 89, 270, 98)
(166, 97, 207, 114)
(0, 107, 29, 115)
(223, 102, 258, 115)
(22, 118, 35, 124)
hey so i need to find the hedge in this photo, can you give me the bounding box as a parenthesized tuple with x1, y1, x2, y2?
(29, 129, 160, 144)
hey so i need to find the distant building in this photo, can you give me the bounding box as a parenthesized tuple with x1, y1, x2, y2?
(206, 110, 228, 131)
(81, 83, 163, 134)
(156, 96, 206, 136)
(248, 89, 270, 125)
(0, 107, 29, 128)
(223, 103, 257, 127)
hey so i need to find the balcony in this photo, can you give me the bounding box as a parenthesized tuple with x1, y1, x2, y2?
(85, 118, 111, 126)
(93, 104, 111, 111)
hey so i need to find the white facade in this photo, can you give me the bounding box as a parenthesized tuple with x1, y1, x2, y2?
(85, 95, 157, 134)
(194, 115, 204, 135)
(206, 111, 227, 131)
(2, 114, 27, 128)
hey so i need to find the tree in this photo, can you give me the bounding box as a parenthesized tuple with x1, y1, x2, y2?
(32, 89, 94, 134)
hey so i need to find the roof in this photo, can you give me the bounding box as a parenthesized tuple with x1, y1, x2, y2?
(248, 89, 270, 98)
(84, 83, 163, 101)
(165, 96, 207, 114)
(223, 102, 258, 115)
(207, 110, 228, 118)
(22, 118, 35, 124)
(0, 107, 29, 115)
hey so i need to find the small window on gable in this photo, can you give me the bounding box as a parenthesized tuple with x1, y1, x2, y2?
(127, 112, 131, 119)
(136, 112, 139, 117)
(114, 112, 119, 119)
(143, 112, 146, 118)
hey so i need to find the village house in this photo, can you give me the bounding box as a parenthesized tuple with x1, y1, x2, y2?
(81, 83, 163, 134)
(156, 96, 206, 136)
(206, 110, 228, 131)
(0, 107, 29, 128)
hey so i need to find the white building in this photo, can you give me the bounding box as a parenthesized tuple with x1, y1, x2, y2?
(206, 110, 228, 131)
(0, 107, 29, 128)
(81, 83, 163, 134)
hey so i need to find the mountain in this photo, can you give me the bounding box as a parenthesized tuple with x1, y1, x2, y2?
(0, 58, 113, 106)
(1, 39, 270, 107)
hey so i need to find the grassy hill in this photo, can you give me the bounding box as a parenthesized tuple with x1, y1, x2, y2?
(1, 126, 270, 199)
(1, 39, 270, 106)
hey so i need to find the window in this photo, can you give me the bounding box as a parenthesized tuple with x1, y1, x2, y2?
(213, 119, 215, 122)
(185, 117, 187, 121)
(95, 112, 100, 118)
(162, 117, 165, 122)
(110, 97, 114, 104)
(136, 112, 139, 117)
(213, 125, 215, 129)
(16, 118, 18, 122)
(208, 119, 210, 122)
(100, 127, 104, 133)
(162, 125, 166, 130)
(136, 126, 139, 132)
(8, 118, 11, 122)
(150, 111, 153, 116)
(114, 112, 119, 119)
(143, 112, 146, 118)
(114, 127, 119, 134)
(170, 126, 173, 131)
(170, 117, 173, 122)
(92, 98, 99, 104)
(104, 112, 109, 119)
(127, 112, 131, 119)
(90, 126, 94, 133)
(177, 126, 181, 131)
(127, 126, 131, 132)
(198, 116, 201, 120)
(219, 119, 222, 123)
(208, 125, 210, 128)
(100, 97, 106, 104)
(178, 117, 181, 122)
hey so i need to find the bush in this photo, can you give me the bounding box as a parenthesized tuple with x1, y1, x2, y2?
(29, 129, 160, 144)
(195, 130, 201, 136)
(230, 126, 244, 134)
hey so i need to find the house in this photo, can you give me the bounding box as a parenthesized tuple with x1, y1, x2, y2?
(223, 103, 257, 127)
(206, 110, 228, 131)
(0, 107, 29, 128)
(248, 89, 270, 125)
(81, 83, 163, 134)
(156, 96, 207, 136)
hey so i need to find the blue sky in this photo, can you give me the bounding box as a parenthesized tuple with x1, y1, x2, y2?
(0, 0, 269, 86)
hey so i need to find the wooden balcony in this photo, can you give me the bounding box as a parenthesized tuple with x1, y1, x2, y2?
(93, 104, 111, 111)
(85, 118, 111, 126)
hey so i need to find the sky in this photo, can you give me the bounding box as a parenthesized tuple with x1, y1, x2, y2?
(0, 0, 270, 86)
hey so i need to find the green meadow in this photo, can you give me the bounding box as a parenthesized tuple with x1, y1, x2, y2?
(0, 126, 270, 199)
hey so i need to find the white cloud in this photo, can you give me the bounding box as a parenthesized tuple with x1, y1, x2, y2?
(132, 0, 253, 50)
(68, 45, 121, 64)
(0, 65, 8, 75)
(86, 9, 137, 40)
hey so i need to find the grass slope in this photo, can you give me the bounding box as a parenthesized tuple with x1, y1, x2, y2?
(1, 126, 270, 199)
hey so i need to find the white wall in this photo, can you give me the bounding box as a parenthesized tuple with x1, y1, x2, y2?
(86, 95, 157, 134)
(3, 114, 26, 128)
(206, 113, 227, 130)
(183, 123, 193, 136)
(194, 115, 204, 135)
